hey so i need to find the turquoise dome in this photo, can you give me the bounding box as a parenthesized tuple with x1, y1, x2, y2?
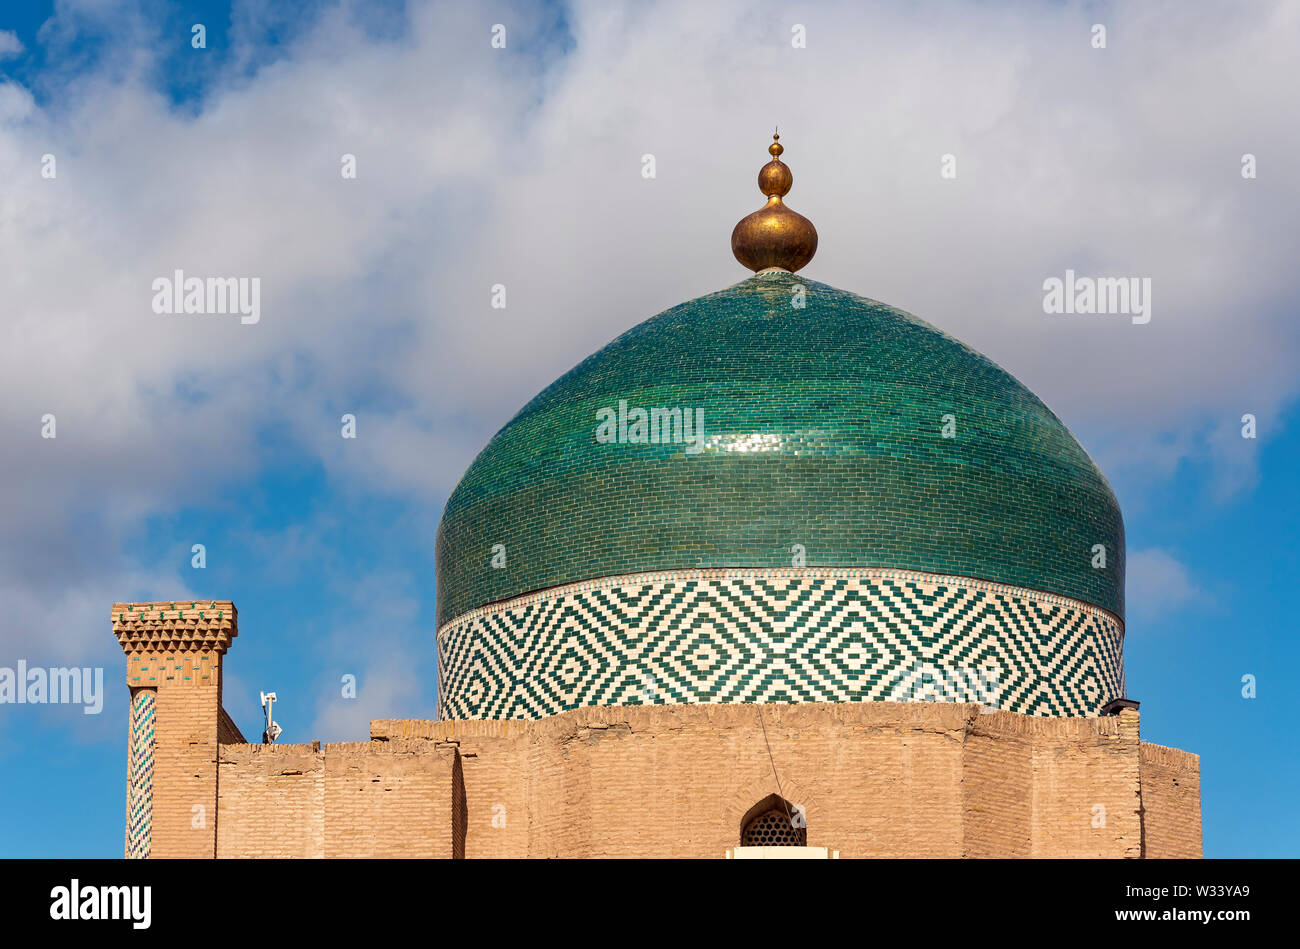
(436, 271, 1123, 626)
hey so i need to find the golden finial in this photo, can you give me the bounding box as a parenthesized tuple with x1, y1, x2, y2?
(731, 130, 817, 273)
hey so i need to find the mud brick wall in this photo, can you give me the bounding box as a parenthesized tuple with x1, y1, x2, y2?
(216, 741, 456, 858)
(1139, 742, 1203, 858)
(359, 703, 1195, 858)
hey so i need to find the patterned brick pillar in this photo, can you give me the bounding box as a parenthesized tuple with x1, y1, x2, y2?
(125, 688, 156, 858)
(112, 601, 237, 858)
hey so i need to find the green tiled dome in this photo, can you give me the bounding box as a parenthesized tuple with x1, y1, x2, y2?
(436, 272, 1123, 626)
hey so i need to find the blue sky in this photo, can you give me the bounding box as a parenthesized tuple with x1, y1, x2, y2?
(0, 0, 1296, 857)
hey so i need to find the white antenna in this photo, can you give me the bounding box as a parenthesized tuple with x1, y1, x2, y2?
(260, 691, 282, 744)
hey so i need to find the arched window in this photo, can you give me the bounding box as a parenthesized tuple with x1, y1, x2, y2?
(740, 793, 806, 847)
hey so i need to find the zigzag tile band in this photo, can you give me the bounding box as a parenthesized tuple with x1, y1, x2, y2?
(436, 568, 1124, 720)
(125, 688, 155, 859)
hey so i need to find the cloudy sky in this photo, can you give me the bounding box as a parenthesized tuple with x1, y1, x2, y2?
(0, 0, 1296, 856)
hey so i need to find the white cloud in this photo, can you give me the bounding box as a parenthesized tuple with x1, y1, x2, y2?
(1127, 548, 1206, 621)
(0, 0, 1296, 669)
(309, 665, 432, 743)
(0, 30, 24, 60)
(306, 569, 437, 741)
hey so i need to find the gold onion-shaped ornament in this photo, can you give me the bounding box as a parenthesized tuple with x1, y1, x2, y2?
(731, 131, 818, 273)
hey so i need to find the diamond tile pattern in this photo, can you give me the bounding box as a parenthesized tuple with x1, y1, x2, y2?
(436, 568, 1124, 720)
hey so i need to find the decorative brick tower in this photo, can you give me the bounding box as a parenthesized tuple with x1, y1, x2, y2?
(112, 601, 241, 858)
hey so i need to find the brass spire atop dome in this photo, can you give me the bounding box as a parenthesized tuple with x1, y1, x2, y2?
(731, 130, 818, 273)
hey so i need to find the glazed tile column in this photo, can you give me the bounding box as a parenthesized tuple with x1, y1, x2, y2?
(112, 601, 237, 858)
(124, 687, 156, 858)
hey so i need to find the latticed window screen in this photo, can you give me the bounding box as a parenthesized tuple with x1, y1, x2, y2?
(741, 807, 806, 847)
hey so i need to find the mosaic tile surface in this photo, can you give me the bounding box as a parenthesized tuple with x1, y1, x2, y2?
(436, 272, 1125, 625)
(126, 688, 155, 859)
(436, 568, 1125, 720)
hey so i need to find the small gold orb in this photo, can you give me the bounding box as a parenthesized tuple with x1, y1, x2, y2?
(758, 160, 792, 197)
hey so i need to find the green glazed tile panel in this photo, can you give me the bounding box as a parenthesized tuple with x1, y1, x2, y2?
(436, 272, 1124, 626)
(436, 568, 1125, 720)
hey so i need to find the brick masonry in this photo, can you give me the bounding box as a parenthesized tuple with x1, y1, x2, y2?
(1138, 742, 1204, 858)
(211, 703, 1199, 858)
(115, 602, 1199, 859)
(217, 740, 457, 858)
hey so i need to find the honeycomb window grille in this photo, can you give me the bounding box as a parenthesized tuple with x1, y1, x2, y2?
(740, 796, 806, 847)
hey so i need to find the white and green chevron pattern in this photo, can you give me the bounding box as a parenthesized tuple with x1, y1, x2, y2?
(436, 568, 1124, 721)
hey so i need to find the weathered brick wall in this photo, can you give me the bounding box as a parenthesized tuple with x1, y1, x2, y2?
(359, 703, 1194, 858)
(963, 714, 1034, 856)
(373, 704, 971, 857)
(218, 744, 323, 857)
(962, 708, 1142, 857)
(132, 696, 1195, 859)
(217, 741, 455, 858)
(962, 709, 1146, 858)
(1028, 708, 1142, 857)
(148, 677, 222, 857)
(1139, 742, 1203, 858)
